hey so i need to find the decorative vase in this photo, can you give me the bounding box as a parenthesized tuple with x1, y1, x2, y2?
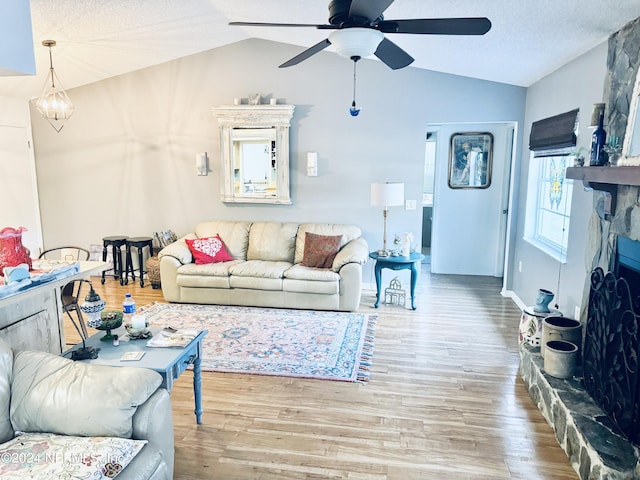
(544, 340, 578, 379)
(590, 106, 607, 166)
(0, 227, 32, 277)
(541, 315, 582, 359)
(533, 288, 554, 313)
(401, 232, 413, 257)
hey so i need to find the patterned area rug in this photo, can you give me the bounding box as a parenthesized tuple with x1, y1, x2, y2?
(140, 303, 376, 383)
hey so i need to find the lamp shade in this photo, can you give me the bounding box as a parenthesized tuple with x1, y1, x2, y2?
(371, 182, 404, 207)
(329, 28, 384, 59)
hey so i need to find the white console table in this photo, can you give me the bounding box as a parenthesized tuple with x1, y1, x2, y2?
(0, 261, 107, 354)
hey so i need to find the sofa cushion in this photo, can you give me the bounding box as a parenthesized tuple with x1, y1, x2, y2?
(230, 276, 283, 291)
(177, 273, 231, 289)
(283, 278, 339, 295)
(301, 232, 343, 268)
(177, 261, 240, 277)
(0, 337, 13, 443)
(247, 222, 298, 262)
(0, 432, 146, 479)
(185, 235, 234, 264)
(228, 260, 292, 279)
(195, 221, 252, 260)
(284, 264, 340, 282)
(11, 350, 162, 438)
(294, 224, 362, 264)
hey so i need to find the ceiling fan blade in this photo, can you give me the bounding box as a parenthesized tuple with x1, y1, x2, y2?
(348, 0, 394, 22)
(379, 17, 491, 35)
(279, 39, 332, 68)
(374, 37, 414, 70)
(229, 21, 328, 28)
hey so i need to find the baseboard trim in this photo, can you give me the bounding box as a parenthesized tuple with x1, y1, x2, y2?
(501, 288, 525, 310)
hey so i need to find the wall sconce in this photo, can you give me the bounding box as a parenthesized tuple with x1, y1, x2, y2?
(196, 152, 208, 176)
(306, 152, 318, 176)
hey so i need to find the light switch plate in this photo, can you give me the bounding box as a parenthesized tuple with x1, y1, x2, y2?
(405, 199, 416, 210)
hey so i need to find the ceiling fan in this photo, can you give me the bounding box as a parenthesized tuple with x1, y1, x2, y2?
(229, 0, 492, 70)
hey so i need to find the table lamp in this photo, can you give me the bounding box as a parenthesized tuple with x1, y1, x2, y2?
(72, 283, 105, 360)
(371, 182, 404, 254)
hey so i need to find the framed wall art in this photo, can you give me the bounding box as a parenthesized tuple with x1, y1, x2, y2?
(448, 132, 493, 189)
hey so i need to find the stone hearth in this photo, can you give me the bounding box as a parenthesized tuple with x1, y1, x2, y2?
(519, 344, 640, 479)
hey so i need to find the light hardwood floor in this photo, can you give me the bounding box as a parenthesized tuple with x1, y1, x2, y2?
(72, 268, 577, 479)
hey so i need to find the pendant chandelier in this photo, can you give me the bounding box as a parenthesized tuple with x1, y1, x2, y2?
(36, 40, 74, 132)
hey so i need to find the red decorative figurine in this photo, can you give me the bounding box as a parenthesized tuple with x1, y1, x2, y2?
(0, 227, 32, 276)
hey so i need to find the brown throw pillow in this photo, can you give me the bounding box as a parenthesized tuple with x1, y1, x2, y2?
(301, 232, 343, 268)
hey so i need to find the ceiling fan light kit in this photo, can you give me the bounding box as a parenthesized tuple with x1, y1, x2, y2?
(329, 28, 383, 60)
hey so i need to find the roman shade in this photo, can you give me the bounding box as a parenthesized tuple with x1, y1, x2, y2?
(529, 109, 579, 151)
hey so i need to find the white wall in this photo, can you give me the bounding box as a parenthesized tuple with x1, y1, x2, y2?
(0, 0, 35, 76)
(30, 38, 526, 280)
(0, 96, 41, 255)
(509, 41, 608, 315)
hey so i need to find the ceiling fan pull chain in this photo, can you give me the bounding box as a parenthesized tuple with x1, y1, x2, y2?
(350, 55, 361, 117)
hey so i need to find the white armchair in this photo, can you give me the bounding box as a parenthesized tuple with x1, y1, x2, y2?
(0, 337, 174, 479)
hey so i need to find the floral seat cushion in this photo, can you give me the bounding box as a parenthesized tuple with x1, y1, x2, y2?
(0, 432, 146, 479)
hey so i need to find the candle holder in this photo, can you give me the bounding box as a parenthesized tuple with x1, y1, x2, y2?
(125, 322, 152, 340)
(95, 311, 123, 342)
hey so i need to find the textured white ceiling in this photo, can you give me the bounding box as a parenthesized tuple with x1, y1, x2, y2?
(2, 0, 640, 100)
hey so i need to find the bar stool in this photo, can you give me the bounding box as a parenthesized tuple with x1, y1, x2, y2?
(101, 236, 128, 285)
(124, 237, 154, 287)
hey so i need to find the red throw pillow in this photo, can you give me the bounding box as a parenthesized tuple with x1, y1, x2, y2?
(185, 235, 234, 264)
(301, 232, 343, 268)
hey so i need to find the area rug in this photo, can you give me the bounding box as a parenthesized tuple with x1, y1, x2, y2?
(140, 303, 376, 383)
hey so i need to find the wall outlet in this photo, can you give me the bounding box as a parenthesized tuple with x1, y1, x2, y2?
(518, 261, 522, 273)
(405, 199, 416, 210)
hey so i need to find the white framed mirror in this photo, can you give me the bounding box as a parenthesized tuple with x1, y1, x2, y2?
(620, 68, 640, 166)
(213, 105, 295, 203)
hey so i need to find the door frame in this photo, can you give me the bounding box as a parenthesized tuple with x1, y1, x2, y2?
(425, 121, 518, 277)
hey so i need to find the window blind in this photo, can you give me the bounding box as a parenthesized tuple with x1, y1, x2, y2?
(529, 108, 579, 151)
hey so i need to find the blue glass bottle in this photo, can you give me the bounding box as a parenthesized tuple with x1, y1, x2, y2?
(590, 110, 607, 166)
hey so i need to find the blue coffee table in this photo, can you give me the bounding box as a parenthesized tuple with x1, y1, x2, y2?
(369, 251, 425, 310)
(66, 327, 208, 424)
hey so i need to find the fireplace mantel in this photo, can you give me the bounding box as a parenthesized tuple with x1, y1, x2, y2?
(566, 166, 640, 219)
(566, 166, 640, 185)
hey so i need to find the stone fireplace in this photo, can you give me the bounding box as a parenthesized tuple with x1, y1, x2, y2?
(519, 236, 640, 479)
(519, 16, 640, 480)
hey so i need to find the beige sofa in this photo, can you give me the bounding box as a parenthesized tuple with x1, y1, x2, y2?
(0, 337, 174, 480)
(158, 221, 369, 311)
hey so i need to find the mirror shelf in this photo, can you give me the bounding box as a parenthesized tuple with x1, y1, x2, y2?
(213, 105, 295, 204)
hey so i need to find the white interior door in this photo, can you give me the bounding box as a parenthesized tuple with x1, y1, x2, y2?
(0, 124, 42, 255)
(430, 123, 513, 276)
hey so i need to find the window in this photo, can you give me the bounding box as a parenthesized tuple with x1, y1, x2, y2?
(524, 152, 574, 262)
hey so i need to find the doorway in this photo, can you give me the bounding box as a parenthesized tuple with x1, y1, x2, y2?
(425, 122, 515, 277)
(421, 132, 436, 265)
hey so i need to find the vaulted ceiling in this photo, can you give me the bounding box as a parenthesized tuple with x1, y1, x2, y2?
(2, 0, 640, 100)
